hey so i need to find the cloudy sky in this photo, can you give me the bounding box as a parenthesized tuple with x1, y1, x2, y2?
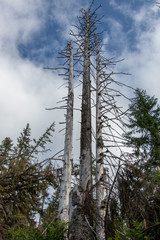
(0, 0, 160, 158)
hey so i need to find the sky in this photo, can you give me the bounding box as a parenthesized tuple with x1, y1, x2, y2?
(0, 0, 160, 159)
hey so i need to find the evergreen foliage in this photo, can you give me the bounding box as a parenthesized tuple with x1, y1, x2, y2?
(42, 189, 60, 227)
(115, 89, 160, 240)
(0, 123, 56, 239)
(8, 227, 44, 240)
(108, 220, 148, 240)
(45, 220, 68, 240)
(7, 220, 68, 240)
(125, 88, 160, 169)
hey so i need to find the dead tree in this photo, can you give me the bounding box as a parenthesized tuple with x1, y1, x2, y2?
(68, 4, 131, 239)
(45, 3, 132, 239)
(45, 41, 74, 226)
(95, 57, 132, 239)
(58, 40, 74, 224)
(69, 4, 102, 240)
(79, 9, 92, 191)
(68, 3, 131, 238)
(95, 40, 106, 240)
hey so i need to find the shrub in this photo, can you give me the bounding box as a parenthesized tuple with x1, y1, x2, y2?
(108, 220, 149, 240)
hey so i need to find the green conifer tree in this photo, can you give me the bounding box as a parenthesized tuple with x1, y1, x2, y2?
(0, 123, 56, 239)
(125, 88, 160, 169)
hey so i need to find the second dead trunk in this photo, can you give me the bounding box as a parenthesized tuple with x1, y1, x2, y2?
(96, 41, 105, 240)
(58, 41, 74, 224)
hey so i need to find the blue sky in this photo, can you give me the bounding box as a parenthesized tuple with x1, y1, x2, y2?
(0, 0, 160, 157)
(16, 0, 159, 61)
(15, 0, 155, 62)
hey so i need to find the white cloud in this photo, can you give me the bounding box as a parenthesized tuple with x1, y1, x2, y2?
(0, 0, 68, 154)
(0, 0, 47, 55)
(110, 0, 135, 17)
(0, 53, 66, 142)
(123, 24, 160, 97)
(0, 0, 92, 162)
(48, 0, 90, 40)
(105, 18, 128, 55)
(107, 1, 160, 100)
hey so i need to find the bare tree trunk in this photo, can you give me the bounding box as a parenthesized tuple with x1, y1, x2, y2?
(69, 10, 94, 240)
(80, 10, 92, 191)
(58, 40, 74, 224)
(96, 41, 105, 240)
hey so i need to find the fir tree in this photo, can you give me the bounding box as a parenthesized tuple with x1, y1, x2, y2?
(0, 123, 56, 239)
(125, 88, 160, 169)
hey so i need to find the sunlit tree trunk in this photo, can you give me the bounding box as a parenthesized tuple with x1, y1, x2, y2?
(96, 41, 105, 240)
(58, 40, 74, 224)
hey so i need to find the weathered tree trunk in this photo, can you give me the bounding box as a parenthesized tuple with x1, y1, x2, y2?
(58, 40, 74, 224)
(80, 10, 92, 191)
(69, 11, 94, 240)
(96, 41, 105, 240)
(69, 185, 94, 240)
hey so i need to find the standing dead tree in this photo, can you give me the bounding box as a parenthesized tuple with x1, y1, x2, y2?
(45, 41, 74, 227)
(68, 3, 132, 239)
(95, 39, 106, 240)
(45, 3, 132, 239)
(95, 57, 132, 239)
(58, 41, 74, 224)
(90, 27, 133, 238)
(69, 4, 102, 240)
(79, 9, 92, 191)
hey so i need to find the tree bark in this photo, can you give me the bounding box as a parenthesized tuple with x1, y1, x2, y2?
(69, 185, 94, 240)
(58, 40, 74, 224)
(80, 10, 92, 191)
(96, 41, 105, 240)
(69, 10, 93, 240)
